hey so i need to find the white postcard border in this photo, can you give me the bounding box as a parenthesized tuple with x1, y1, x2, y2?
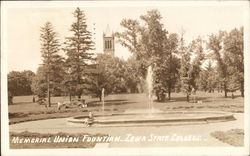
(1, 1, 249, 156)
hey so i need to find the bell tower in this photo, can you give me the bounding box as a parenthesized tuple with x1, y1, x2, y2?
(103, 25, 115, 57)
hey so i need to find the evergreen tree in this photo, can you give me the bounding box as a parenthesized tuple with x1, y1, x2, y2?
(178, 32, 191, 102)
(180, 50, 192, 102)
(64, 8, 95, 100)
(37, 22, 64, 107)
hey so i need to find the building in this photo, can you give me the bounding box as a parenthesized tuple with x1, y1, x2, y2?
(103, 25, 115, 57)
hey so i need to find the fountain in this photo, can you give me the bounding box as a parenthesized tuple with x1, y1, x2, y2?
(67, 66, 235, 127)
(102, 88, 105, 116)
(146, 65, 154, 115)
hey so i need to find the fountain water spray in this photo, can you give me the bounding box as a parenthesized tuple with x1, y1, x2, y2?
(146, 65, 153, 114)
(68, 66, 235, 127)
(102, 88, 105, 116)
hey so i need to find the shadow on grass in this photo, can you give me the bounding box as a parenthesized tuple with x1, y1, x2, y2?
(9, 112, 28, 118)
(87, 99, 137, 107)
(210, 129, 244, 146)
(154, 96, 212, 103)
(10, 102, 34, 105)
(89, 99, 128, 103)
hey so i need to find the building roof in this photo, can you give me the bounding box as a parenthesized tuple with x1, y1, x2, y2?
(104, 24, 113, 37)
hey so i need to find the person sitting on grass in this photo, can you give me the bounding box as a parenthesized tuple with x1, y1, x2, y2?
(57, 101, 70, 110)
(89, 111, 93, 119)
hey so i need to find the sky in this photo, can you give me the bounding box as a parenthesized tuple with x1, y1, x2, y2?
(5, 3, 244, 72)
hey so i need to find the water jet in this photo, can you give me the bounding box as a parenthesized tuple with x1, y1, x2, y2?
(67, 66, 235, 127)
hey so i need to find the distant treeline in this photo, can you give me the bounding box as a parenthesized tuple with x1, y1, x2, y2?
(7, 8, 244, 105)
(8, 70, 35, 96)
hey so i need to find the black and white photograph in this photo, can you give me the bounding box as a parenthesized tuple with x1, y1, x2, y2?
(1, 1, 249, 156)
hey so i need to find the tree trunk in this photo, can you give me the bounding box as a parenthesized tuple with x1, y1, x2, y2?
(99, 94, 102, 102)
(160, 93, 166, 102)
(47, 71, 51, 107)
(240, 81, 244, 97)
(187, 93, 189, 102)
(168, 89, 171, 100)
(69, 92, 72, 101)
(168, 52, 172, 101)
(48, 83, 51, 107)
(224, 83, 227, 98)
(8, 92, 13, 105)
(231, 92, 234, 99)
(156, 92, 160, 101)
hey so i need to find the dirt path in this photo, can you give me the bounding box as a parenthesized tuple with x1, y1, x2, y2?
(9, 113, 244, 147)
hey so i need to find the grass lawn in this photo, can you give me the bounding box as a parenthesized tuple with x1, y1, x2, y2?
(210, 129, 244, 146)
(8, 91, 244, 125)
(10, 131, 109, 149)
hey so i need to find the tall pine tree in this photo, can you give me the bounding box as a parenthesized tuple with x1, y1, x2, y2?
(180, 50, 192, 102)
(38, 22, 64, 107)
(64, 8, 95, 100)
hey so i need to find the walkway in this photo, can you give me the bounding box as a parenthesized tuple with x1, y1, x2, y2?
(9, 113, 244, 147)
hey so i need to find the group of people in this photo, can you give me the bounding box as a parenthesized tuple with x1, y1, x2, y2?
(57, 99, 88, 110)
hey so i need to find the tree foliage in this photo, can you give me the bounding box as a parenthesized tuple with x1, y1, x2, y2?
(63, 7, 95, 100)
(223, 27, 244, 97)
(31, 66, 47, 104)
(8, 70, 35, 104)
(180, 37, 205, 102)
(89, 54, 127, 100)
(34, 22, 64, 106)
(198, 61, 217, 92)
(9, 9, 244, 106)
(207, 31, 229, 97)
(115, 19, 142, 57)
(207, 28, 243, 98)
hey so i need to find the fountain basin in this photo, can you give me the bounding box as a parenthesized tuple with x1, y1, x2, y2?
(67, 111, 235, 127)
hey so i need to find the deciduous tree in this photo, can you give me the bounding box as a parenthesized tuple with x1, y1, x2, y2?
(90, 54, 127, 101)
(223, 27, 244, 97)
(207, 31, 229, 97)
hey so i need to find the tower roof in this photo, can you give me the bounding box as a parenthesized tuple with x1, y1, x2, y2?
(104, 24, 112, 37)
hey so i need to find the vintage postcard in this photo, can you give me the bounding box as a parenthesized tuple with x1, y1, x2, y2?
(1, 1, 249, 156)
